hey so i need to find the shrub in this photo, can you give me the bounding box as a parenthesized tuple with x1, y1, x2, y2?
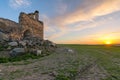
(54, 75, 70, 80)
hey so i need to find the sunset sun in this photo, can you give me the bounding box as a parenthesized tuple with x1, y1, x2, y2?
(105, 41, 112, 45)
(99, 36, 115, 45)
(103, 37, 114, 45)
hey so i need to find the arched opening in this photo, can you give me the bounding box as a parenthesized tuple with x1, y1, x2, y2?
(23, 29, 32, 38)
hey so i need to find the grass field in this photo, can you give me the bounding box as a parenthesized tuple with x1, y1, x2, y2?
(0, 45, 120, 80)
(61, 44, 120, 80)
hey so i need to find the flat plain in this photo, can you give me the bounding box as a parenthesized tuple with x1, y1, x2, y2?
(0, 45, 120, 80)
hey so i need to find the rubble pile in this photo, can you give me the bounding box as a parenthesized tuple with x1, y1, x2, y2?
(0, 32, 56, 57)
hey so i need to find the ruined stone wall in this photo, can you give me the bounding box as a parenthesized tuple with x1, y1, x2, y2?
(0, 18, 22, 40)
(0, 10, 44, 40)
(19, 11, 44, 39)
(28, 11, 39, 21)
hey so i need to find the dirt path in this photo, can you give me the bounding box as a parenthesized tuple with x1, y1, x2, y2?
(0, 47, 108, 80)
(75, 61, 107, 80)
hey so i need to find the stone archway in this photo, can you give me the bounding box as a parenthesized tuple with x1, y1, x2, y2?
(23, 29, 32, 38)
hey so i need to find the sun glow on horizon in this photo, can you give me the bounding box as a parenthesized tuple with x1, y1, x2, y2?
(98, 35, 115, 45)
(105, 40, 112, 45)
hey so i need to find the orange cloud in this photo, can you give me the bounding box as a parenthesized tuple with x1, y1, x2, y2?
(42, 0, 120, 42)
(54, 0, 120, 25)
(52, 31, 120, 44)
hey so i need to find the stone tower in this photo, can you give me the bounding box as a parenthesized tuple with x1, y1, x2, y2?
(19, 10, 44, 39)
(28, 10, 39, 20)
(0, 10, 44, 40)
(34, 10, 39, 21)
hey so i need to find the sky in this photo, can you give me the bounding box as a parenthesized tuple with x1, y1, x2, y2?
(0, 0, 120, 44)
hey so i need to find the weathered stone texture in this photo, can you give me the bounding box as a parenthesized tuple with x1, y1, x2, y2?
(19, 12, 43, 39)
(0, 18, 21, 40)
(0, 10, 44, 40)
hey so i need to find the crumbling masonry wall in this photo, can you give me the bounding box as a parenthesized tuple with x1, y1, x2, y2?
(19, 11, 44, 39)
(0, 10, 44, 40)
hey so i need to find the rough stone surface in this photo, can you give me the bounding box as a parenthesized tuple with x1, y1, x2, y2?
(32, 49, 42, 56)
(9, 48, 25, 57)
(43, 40, 56, 47)
(0, 10, 44, 40)
(55, 47, 76, 54)
(0, 31, 9, 41)
(0, 18, 21, 40)
(19, 12, 43, 39)
(67, 49, 74, 53)
(19, 41, 26, 47)
(8, 42, 18, 47)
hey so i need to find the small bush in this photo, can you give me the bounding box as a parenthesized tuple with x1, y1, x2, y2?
(0, 57, 9, 63)
(68, 70, 77, 79)
(0, 45, 4, 51)
(54, 75, 70, 80)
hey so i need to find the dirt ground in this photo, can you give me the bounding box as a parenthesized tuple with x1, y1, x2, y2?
(0, 47, 108, 80)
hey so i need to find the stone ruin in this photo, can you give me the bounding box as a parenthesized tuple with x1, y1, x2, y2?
(0, 10, 56, 57)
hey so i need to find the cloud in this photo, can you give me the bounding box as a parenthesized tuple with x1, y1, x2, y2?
(9, 0, 31, 9)
(61, 31, 120, 44)
(54, 0, 120, 25)
(55, 1, 67, 15)
(48, 14, 111, 40)
(40, 14, 63, 40)
(47, 0, 120, 40)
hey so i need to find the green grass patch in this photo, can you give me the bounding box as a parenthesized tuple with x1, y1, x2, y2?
(55, 75, 70, 80)
(0, 53, 45, 63)
(61, 44, 120, 80)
